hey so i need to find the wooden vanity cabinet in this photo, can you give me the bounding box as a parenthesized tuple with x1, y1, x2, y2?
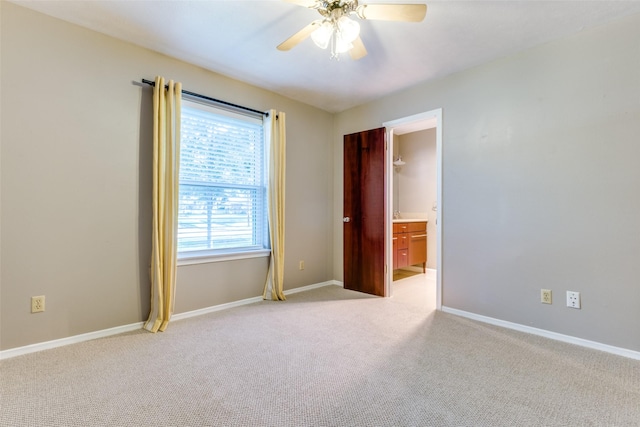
(393, 221, 427, 272)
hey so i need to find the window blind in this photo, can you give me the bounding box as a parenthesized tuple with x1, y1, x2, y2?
(178, 100, 266, 253)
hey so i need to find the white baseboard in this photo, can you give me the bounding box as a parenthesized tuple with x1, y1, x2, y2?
(284, 280, 342, 295)
(0, 280, 340, 360)
(171, 296, 264, 322)
(0, 322, 145, 360)
(172, 280, 341, 321)
(442, 306, 640, 361)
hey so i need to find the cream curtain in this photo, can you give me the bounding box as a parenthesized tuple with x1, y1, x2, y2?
(263, 110, 287, 301)
(144, 76, 182, 332)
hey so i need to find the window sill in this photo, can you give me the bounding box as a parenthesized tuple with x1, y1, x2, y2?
(178, 249, 271, 266)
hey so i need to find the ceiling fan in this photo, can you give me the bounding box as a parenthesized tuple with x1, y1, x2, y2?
(278, 0, 427, 60)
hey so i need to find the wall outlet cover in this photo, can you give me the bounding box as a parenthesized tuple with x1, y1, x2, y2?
(567, 291, 581, 309)
(31, 296, 45, 313)
(541, 289, 552, 304)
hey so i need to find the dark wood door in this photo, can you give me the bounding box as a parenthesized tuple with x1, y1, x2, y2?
(343, 127, 386, 296)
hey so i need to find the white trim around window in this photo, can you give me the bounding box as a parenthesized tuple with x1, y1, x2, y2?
(178, 249, 271, 266)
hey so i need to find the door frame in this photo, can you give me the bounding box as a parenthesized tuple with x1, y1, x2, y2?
(383, 108, 442, 309)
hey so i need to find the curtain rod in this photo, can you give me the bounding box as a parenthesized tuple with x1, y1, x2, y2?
(141, 79, 268, 117)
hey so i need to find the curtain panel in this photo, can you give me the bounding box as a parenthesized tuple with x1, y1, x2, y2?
(263, 111, 287, 301)
(144, 76, 182, 332)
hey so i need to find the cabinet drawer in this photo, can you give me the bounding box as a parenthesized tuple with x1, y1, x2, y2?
(393, 223, 409, 233)
(396, 234, 409, 249)
(407, 221, 426, 233)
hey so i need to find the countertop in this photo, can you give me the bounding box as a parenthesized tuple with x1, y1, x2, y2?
(392, 218, 428, 223)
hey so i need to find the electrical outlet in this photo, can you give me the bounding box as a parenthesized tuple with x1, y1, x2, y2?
(299, 260, 305, 270)
(566, 291, 581, 309)
(31, 296, 45, 313)
(541, 289, 552, 304)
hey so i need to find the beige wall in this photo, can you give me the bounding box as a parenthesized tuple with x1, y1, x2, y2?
(334, 13, 640, 352)
(396, 129, 437, 269)
(0, 3, 334, 350)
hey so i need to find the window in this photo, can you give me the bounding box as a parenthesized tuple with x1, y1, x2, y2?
(178, 98, 268, 261)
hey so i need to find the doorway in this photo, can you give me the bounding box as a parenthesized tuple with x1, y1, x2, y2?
(384, 109, 442, 309)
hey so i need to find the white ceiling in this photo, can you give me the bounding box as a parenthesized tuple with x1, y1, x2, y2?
(10, 0, 640, 113)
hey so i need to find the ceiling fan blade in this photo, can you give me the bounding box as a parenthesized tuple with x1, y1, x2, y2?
(350, 36, 368, 60)
(277, 21, 321, 51)
(357, 4, 427, 22)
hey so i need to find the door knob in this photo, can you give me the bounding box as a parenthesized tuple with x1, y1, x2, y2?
(343, 217, 351, 223)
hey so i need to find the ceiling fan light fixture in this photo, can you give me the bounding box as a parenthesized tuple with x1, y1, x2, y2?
(311, 21, 333, 49)
(312, 16, 360, 58)
(333, 33, 353, 55)
(337, 16, 360, 44)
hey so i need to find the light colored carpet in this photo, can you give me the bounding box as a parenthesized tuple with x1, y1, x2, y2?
(1, 275, 639, 426)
